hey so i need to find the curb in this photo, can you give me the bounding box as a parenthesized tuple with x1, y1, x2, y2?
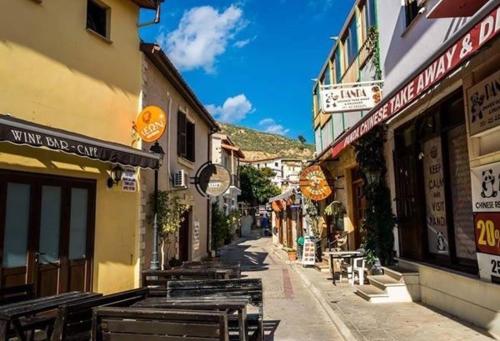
(289, 262, 357, 341)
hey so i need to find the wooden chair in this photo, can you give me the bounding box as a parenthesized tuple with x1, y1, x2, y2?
(0, 284, 34, 306)
(167, 278, 264, 341)
(50, 288, 148, 341)
(92, 307, 229, 341)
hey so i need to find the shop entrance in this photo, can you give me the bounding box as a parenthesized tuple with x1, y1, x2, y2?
(178, 209, 191, 262)
(0, 170, 95, 296)
(351, 169, 366, 250)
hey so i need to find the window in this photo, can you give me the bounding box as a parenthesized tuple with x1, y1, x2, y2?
(405, 0, 422, 27)
(275, 162, 279, 167)
(365, 0, 377, 29)
(177, 111, 195, 162)
(86, 0, 110, 38)
(333, 48, 343, 83)
(344, 17, 359, 67)
(321, 68, 331, 86)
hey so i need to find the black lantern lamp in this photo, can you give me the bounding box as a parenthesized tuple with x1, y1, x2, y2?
(107, 165, 124, 188)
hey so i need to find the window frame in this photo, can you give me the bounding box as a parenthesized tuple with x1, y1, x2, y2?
(86, 0, 111, 40)
(404, 0, 422, 28)
(177, 111, 196, 163)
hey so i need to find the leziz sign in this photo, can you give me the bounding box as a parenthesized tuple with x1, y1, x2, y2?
(135, 106, 167, 143)
(467, 69, 500, 136)
(320, 83, 382, 113)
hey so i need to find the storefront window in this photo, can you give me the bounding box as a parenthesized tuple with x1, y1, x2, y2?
(3, 183, 30, 268)
(69, 188, 89, 260)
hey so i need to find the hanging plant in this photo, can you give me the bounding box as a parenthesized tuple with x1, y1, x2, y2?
(354, 125, 395, 266)
(365, 26, 382, 80)
(148, 191, 190, 269)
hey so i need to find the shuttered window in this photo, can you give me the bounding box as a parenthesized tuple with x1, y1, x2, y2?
(177, 111, 195, 162)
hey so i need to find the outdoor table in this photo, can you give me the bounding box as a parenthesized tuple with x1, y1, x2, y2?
(0, 291, 100, 341)
(132, 296, 250, 341)
(323, 251, 364, 285)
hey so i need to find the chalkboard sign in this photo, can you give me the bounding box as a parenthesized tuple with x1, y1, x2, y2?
(302, 239, 316, 266)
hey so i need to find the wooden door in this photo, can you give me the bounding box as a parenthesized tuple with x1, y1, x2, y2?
(351, 174, 365, 250)
(394, 147, 425, 260)
(0, 170, 95, 296)
(286, 209, 293, 247)
(178, 210, 190, 262)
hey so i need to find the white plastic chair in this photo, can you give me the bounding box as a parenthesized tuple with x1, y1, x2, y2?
(352, 257, 366, 285)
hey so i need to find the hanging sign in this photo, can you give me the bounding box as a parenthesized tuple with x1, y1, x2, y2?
(195, 163, 231, 197)
(121, 169, 137, 192)
(135, 106, 167, 142)
(299, 165, 332, 201)
(320, 83, 382, 113)
(467, 69, 500, 136)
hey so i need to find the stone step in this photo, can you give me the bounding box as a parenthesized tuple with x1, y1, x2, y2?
(368, 274, 404, 290)
(314, 262, 330, 273)
(355, 284, 391, 303)
(382, 266, 420, 282)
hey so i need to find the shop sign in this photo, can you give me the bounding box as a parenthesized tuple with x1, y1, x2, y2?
(477, 252, 500, 284)
(331, 5, 500, 158)
(135, 106, 167, 143)
(302, 239, 316, 265)
(423, 137, 449, 255)
(320, 83, 383, 113)
(121, 169, 137, 192)
(299, 165, 333, 202)
(193, 221, 200, 251)
(195, 163, 231, 197)
(467, 69, 500, 136)
(471, 161, 500, 212)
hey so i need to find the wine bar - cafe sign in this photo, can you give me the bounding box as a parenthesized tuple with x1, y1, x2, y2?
(471, 161, 500, 284)
(331, 5, 500, 158)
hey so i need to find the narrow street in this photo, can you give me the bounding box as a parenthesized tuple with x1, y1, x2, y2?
(220, 233, 344, 341)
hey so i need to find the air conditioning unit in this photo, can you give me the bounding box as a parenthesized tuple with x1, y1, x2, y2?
(173, 169, 187, 188)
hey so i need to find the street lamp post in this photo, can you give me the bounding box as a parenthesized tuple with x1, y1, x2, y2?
(149, 142, 164, 270)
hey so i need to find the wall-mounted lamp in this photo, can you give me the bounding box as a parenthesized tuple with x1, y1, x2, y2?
(107, 165, 124, 188)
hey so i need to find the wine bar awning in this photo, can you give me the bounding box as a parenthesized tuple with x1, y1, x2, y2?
(428, 0, 489, 19)
(0, 114, 161, 169)
(329, 3, 499, 159)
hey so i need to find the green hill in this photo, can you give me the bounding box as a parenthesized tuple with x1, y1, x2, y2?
(219, 123, 315, 161)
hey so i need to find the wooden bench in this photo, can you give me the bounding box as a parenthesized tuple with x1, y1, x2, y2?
(142, 268, 231, 292)
(50, 288, 148, 341)
(167, 278, 263, 341)
(182, 261, 242, 279)
(92, 307, 229, 341)
(0, 284, 34, 306)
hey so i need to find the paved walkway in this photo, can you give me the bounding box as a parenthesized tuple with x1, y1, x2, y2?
(220, 233, 344, 340)
(220, 233, 495, 341)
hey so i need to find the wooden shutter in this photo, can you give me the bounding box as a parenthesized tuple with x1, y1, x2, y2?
(186, 121, 195, 162)
(177, 111, 187, 157)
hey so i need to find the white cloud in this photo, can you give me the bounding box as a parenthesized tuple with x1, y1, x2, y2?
(206, 94, 254, 123)
(233, 35, 257, 48)
(157, 5, 245, 73)
(259, 118, 290, 135)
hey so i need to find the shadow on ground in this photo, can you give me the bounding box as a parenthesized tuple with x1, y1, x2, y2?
(219, 235, 271, 272)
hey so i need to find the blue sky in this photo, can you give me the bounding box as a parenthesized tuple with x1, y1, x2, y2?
(139, 0, 355, 143)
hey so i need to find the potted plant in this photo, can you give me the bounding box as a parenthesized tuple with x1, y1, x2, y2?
(283, 247, 297, 261)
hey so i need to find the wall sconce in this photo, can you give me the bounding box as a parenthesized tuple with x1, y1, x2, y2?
(107, 165, 124, 188)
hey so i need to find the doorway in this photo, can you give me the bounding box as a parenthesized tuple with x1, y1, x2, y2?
(178, 209, 191, 262)
(351, 169, 366, 249)
(0, 170, 95, 296)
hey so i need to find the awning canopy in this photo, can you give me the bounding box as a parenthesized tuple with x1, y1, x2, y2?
(0, 114, 161, 169)
(428, 0, 489, 19)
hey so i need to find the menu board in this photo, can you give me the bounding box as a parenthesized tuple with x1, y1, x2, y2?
(423, 137, 449, 255)
(302, 239, 316, 266)
(467, 69, 500, 136)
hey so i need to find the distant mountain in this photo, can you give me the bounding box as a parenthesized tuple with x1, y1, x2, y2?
(219, 123, 315, 161)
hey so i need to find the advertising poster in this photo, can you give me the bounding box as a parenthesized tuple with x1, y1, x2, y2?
(467, 69, 500, 136)
(121, 170, 137, 192)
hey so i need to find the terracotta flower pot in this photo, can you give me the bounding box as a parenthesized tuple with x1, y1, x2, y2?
(287, 250, 297, 261)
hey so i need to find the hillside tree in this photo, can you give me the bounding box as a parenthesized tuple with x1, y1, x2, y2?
(239, 165, 281, 206)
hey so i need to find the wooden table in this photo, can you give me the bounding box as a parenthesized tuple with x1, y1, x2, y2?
(133, 296, 250, 341)
(324, 251, 364, 285)
(0, 291, 100, 341)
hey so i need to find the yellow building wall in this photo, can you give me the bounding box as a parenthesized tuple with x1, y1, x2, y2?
(0, 0, 144, 293)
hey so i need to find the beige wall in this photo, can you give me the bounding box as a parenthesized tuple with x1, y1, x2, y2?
(141, 55, 211, 268)
(0, 0, 144, 293)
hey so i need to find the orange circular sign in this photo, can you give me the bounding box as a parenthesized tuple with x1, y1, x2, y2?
(299, 165, 333, 201)
(135, 106, 167, 142)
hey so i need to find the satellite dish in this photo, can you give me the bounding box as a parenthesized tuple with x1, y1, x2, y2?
(194, 162, 231, 197)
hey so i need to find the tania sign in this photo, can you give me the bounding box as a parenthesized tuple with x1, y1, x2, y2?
(320, 84, 382, 113)
(135, 106, 167, 142)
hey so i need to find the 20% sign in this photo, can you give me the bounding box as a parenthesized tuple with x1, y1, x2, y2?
(475, 213, 500, 256)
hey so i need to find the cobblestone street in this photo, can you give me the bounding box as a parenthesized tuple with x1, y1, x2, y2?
(220, 233, 344, 341)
